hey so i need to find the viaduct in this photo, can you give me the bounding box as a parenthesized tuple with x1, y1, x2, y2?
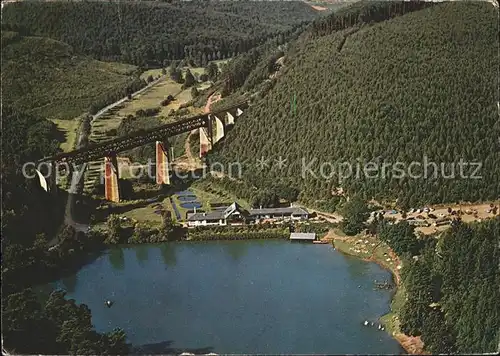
(36, 102, 248, 202)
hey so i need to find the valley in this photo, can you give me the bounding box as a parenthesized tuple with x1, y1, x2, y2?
(1, 1, 499, 355)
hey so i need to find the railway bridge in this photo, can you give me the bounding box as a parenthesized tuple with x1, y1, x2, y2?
(36, 102, 247, 202)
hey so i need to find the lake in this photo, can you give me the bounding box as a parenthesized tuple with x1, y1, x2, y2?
(45, 240, 404, 354)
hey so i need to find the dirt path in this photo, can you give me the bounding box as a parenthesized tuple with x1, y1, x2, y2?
(177, 92, 222, 171)
(204, 92, 221, 113)
(184, 129, 198, 168)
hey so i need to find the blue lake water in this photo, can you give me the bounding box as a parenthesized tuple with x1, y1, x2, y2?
(45, 240, 404, 354)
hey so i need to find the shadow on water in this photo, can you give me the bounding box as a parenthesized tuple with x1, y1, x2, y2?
(60, 274, 78, 294)
(108, 248, 125, 270)
(135, 245, 149, 266)
(222, 241, 248, 262)
(132, 340, 214, 355)
(160, 243, 177, 267)
(345, 255, 370, 282)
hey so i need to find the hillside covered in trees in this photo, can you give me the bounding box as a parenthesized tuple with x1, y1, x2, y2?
(1, 31, 145, 120)
(210, 1, 499, 210)
(378, 218, 500, 353)
(2, 0, 320, 67)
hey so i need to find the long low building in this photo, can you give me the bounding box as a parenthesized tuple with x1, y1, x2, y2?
(290, 232, 316, 241)
(187, 202, 309, 227)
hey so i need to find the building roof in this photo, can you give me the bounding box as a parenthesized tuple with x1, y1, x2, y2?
(222, 202, 247, 218)
(187, 202, 248, 221)
(187, 211, 224, 221)
(187, 203, 309, 221)
(249, 206, 309, 216)
(290, 232, 316, 240)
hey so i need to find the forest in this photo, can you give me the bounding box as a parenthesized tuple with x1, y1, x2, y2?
(378, 218, 500, 353)
(210, 1, 499, 210)
(1, 31, 145, 120)
(1, 0, 320, 67)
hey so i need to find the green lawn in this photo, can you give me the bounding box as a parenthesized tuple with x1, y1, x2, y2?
(380, 284, 407, 336)
(191, 180, 251, 209)
(51, 118, 81, 152)
(116, 79, 183, 117)
(122, 204, 164, 226)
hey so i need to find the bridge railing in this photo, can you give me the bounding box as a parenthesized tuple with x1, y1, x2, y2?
(39, 101, 248, 165)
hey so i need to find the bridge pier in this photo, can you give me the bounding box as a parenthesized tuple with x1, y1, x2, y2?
(226, 111, 235, 126)
(47, 162, 58, 195)
(156, 140, 171, 185)
(104, 154, 120, 202)
(213, 115, 225, 144)
(199, 115, 213, 158)
(225, 107, 244, 126)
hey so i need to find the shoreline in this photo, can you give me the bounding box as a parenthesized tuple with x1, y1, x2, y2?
(39, 232, 425, 354)
(328, 232, 426, 355)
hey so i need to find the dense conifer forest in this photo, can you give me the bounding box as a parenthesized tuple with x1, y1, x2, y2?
(211, 1, 499, 210)
(1, 31, 145, 120)
(1, 0, 320, 66)
(378, 218, 500, 353)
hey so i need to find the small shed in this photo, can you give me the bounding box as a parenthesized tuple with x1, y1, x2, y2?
(290, 232, 316, 241)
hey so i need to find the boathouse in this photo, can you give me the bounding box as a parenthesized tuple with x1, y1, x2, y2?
(289, 232, 316, 241)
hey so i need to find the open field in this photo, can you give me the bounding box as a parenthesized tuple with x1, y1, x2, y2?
(51, 118, 81, 152)
(122, 203, 164, 225)
(116, 79, 183, 118)
(140, 61, 229, 81)
(191, 181, 251, 210)
(83, 68, 217, 191)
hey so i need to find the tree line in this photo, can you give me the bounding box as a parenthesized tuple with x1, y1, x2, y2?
(2, 1, 319, 67)
(310, 0, 435, 38)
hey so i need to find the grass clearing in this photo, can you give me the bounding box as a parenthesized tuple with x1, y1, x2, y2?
(140, 69, 166, 80)
(167, 88, 193, 112)
(380, 284, 407, 336)
(122, 204, 164, 225)
(116, 79, 183, 117)
(51, 118, 81, 152)
(190, 182, 251, 210)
